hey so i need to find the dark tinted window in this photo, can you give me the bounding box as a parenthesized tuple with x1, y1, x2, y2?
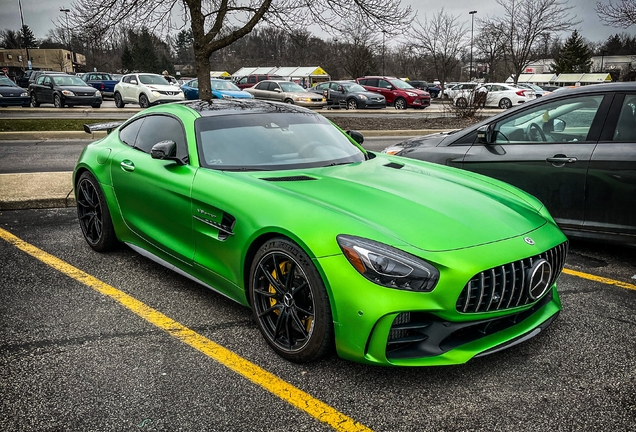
(378, 79, 392, 89)
(364, 79, 379, 87)
(122, 75, 132, 84)
(248, 76, 257, 83)
(254, 81, 268, 90)
(119, 118, 143, 147)
(135, 115, 188, 160)
(613, 95, 636, 142)
(266, 82, 280, 91)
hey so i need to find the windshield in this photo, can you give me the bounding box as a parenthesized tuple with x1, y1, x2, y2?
(0, 77, 18, 87)
(343, 83, 367, 93)
(279, 82, 306, 93)
(389, 79, 415, 89)
(196, 112, 365, 171)
(53, 76, 90, 86)
(211, 80, 241, 91)
(138, 74, 170, 85)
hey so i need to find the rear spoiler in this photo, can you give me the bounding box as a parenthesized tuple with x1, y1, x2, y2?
(83, 121, 124, 135)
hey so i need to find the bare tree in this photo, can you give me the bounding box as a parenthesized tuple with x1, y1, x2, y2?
(489, 0, 578, 84)
(596, 0, 636, 27)
(411, 9, 467, 94)
(475, 21, 508, 82)
(61, 0, 412, 101)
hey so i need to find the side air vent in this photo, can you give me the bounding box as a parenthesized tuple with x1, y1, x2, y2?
(261, 176, 317, 182)
(384, 162, 404, 169)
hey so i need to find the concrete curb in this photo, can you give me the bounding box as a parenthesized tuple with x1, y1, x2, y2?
(0, 172, 75, 211)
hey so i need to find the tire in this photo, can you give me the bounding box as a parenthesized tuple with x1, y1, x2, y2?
(284, 98, 294, 104)
(30, 93, 40, 107)
(139, 93, 150, 108)
(346, 99, 358, 110)
(249, 237, 333, 363)
(455, 97, 468, 108)
(76, 171, 118, 252)
(54, 94, 64, 108)
(114, 92, 125, 108)
(499, 98, 512, 109)
(394, 97, 407, 110)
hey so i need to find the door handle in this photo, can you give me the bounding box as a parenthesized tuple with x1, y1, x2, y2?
(120, 160, 135, 172)
(546, 156, 577, 164)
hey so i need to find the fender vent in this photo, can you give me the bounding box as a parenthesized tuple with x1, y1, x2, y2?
(384, 162, 404, 169)
(261, 176, 317, 182)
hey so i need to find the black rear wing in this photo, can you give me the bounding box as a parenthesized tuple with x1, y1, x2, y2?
(83, 121, 124, 135)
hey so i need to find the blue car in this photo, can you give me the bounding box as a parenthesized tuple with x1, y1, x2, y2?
(181, 78, 254, 100)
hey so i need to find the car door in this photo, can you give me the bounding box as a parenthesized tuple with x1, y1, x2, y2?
(110, 114, 196, 263)
(39, 75, 54, 104)
(119, 75, 134, 102)
(585, 92, 636, 238)
(249, 81, 269, 99)
(184, 78, 198, 99)
(269, 81, 285, 102)
(329, 82, 345, 105)
(460, 93, 610, 228)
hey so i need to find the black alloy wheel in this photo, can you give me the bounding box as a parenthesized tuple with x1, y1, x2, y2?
(347, 99, 358, 110)
(114, 92, 125, 108)
(250, 238, 333, 363)
(139, 93, 150, 108)
(54, 94, 64, 108)
(76, 171, 118, 252)
(394, 97, 407, 110)
(30, 93, 40, 107)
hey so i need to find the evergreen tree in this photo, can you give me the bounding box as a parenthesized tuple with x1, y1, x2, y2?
(20, 25, 37, 48)
(551, 30, 592, 74)
(0, 29, 21, 49)
(121, 45, 134, 72)
(603, 34, 622, 55)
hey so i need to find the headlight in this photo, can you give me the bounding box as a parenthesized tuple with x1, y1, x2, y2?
(61, 90, 75, 96)
(337, 235, 439, 292)
(405, 91, 417, 97)
(222, 94, 232, 99)
(294, 96, 312, 102)
(95, 90, 101, 97)
(152, 91, 160, 97)
(359, 95, 368, 100)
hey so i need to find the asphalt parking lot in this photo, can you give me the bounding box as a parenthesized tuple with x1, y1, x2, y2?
(1, 208, 634, 431)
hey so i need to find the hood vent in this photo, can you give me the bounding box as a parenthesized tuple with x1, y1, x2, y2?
(261, 175, 317, 182)
(384, 162, 404, 169)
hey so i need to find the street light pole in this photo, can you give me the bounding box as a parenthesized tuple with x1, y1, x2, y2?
(469, 10, 477, 81)
(18, 0, 30, 70)
(60, 7, 71, 72)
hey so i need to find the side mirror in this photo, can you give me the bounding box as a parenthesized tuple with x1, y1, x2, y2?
(346, 130, 364, 145)
(151, 140, 184, 165)
(553, 119, 565, 132)
(477, 124, 496, 144)
(130, 79, 138, 85)
(273, 88, 281, 92)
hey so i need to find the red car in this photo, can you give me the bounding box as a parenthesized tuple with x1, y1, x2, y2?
(356, 76, 431, 109)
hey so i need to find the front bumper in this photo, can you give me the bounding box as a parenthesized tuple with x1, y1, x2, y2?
(62, 95, 102, 106)
(407, 97, 431, 108)
(317, 222, 567, 366)
(0, 96, 30, 107)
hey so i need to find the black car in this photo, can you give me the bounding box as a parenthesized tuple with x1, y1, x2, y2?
(382, 82, 636, 247)
(310, 80, 386, 109)
(0, 76, 30, 107)
(29, 73, 102, 108)
(409, 80, 441, 98)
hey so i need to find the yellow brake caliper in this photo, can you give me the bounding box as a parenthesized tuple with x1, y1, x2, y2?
(269, 261, 313, 332)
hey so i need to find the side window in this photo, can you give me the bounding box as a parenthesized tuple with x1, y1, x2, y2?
(248, 76, 256, 84)
(329, 82, 340, 91)
(238, 77, 247, 85)
(315, 83, 327, 91)
(358, 79, 368, 86)
(614, 95, 636, 142)
(122, 75, 131, 84)
(266, 82, 280, 91)
(378, 80, 392, 89)
(135, 115, 188, 160)
(493, 95, 604, 144)
(118, 118, 144, 147)
(190, 79, 198, 89)
(254, 81, 267, 90)
(36, 75, 45, 85)
(365, 79, 379, 87)
(43, 76, 51, 85)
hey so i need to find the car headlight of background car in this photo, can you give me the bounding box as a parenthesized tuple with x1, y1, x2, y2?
(222, 94, 233, 99)
(359, 95, 368, 100)
(61, 90, 75, 96)
(95, 90, 101, 97)
(294, 96, 314, 102)
(405, 91, 418, 97)
(337, 235, 439, 292)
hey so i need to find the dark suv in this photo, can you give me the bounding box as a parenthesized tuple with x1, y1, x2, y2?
(356, 76, 430, 109)
(409, 80, 441, 98)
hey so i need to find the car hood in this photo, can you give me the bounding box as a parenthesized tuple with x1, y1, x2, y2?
(56, 85, 99, 93)
(250, 156, 546, 251)
(143, 84, 180, 92)
(214, 89, 253, 99)
(353, 90, 385, 99)
(382, 132, 455, 155)
(0, 86, 27, 96)
(284, 91, 320, 98)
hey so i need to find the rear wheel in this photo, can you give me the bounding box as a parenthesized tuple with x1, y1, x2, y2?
(394, 97, 407, 110)
(30, 93, 40, 107)
(455, 97, 468, 108)
(499, 98, 512, 109)
(346, 99, 358, 110)
(249, 238, 333, 363)
(139, 93, 150, 108)
(76, 171, 118, 252)
(114, 92, 125, 108)
(54, 94, 64, 108)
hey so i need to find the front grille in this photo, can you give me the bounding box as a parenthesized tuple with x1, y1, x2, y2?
(456, 241, 568, 313)
(158, 90, 179, 96)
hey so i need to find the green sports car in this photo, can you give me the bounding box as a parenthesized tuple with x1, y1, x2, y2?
(73, 99, 568, 366)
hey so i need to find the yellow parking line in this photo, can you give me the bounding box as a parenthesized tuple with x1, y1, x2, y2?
(563, 268, 636, 291)
(0, 227, 372, 432)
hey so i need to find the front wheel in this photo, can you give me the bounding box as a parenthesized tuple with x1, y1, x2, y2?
(114, 92, 125, 108)
(455, 97, 468, 108)
(284, 98, 294, 104)
(499, 98, 512, 109)
(249, 238, 333, 363)
(139, 93, 150, 108)
(346, 99, 358, 110)
(394, 97, 407, 110)
(76, 171, 118, 252)
(54, 94, 64, 108)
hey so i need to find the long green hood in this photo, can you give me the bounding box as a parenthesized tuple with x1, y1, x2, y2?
(254, 157, 547, 252)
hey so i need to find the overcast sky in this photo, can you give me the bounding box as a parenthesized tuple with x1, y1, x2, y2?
(0, 0, 633, 46)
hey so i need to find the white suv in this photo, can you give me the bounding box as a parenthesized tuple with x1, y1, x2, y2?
(114, 73, 184, 108)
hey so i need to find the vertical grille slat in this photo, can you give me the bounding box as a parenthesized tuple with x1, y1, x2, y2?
(457, 242, 568, 313)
